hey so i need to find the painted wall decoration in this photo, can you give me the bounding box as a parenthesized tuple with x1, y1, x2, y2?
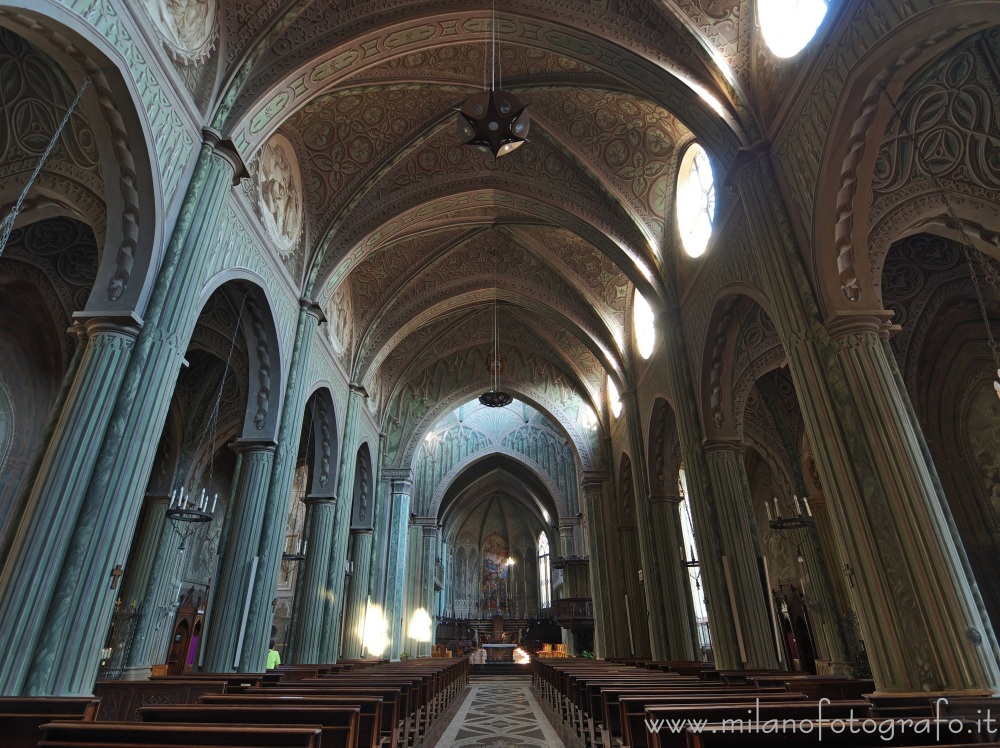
(258, 133, 304, 257)
(481, 533, 510, 610)
(142, 0, 217, 64)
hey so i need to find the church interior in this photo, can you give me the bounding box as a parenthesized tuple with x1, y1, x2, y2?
(3, 0, 1000, 745)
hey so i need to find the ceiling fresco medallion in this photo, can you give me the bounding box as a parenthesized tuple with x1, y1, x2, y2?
(258, 133, 304, 257)
(142, 0, 218, 64)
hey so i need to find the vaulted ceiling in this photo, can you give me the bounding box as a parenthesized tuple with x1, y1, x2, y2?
(213, 0, 775, 453)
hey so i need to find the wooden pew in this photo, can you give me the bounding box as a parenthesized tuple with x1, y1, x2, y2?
(138, 704, 358, 748)
(94, 679, 230, 721)
(38, 721, 322, 748)
(200, 694, 385, 748)
(0, 697, 100, 748)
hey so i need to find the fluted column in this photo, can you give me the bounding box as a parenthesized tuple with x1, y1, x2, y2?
(341, 529, 374, 658)
(241, 300, 324, 671)
(649, 492, 700, 660)
(582, 472, 616, 659)
(120, 494, 173, 679)
(703, 439, 779, 668)
(620, 390, 669, 660)
(288, 495, 337, 663)
(383, 471, 412, 660)
(733, 143, 1000, 692)
(320, 384, 366, 662)
(654, 308, 742, 669)
(0, 315, 140, 694)
(0, 133, 246, 695)
(201, 440, 276, 672)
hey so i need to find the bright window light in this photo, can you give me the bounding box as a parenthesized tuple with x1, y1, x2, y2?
(758, 0, 828, 58)
(608, 377, 622, 419)
(634, 292, 655, 359)
(408, 608, 433, 643)
(676, 143, 716, 258)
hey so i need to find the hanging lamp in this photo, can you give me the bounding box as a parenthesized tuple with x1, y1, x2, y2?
(456, 1, 529, 157)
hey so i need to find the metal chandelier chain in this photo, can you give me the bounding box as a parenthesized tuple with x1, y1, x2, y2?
(880, 82, 1000, 371)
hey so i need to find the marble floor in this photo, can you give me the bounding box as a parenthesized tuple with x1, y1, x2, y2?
(423, 676, 581, 748)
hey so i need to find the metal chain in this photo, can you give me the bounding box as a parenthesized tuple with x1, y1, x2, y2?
(0, 76, 91, 257)
(880, 81, 1000, 370)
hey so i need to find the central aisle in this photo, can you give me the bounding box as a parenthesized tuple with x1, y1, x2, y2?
(425, 676, 576, 747)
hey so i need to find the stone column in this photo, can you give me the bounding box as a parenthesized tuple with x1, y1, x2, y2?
(0, 314, 140, 694)
(320, 384, 367, 662)
(120, 494, 175, 679)
(733, 144, 1000, 692)
(383, 471, 412, 660)
(288, 495, 337, 663)
(582, 472, 616, 659)
(649, 492, 700, 660)
(703, 439, 779, 669)
(241, 300, 324, 671)
(620, 390, 670, 660)
(417, 522, 438, 657)
(654, 308, 742, 669)
(0, 133, 246, 695)
(341, 529, 374, 658)
(201, 440, 276, 672)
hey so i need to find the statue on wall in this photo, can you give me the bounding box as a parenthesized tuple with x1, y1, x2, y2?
(143, 0, 217, 64)
(258, 134, 304, 257)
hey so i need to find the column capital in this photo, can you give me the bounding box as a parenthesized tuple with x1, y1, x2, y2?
(351, 527, 375, 537)
(649, 492, 682, 505)
(299, 297, 326, 324)
(202, 127, 249, 184)
(145, 491, 171, 505)
(413, 515, 437, 529)
(723, 141, 773, 190)
(228, 438, 277, 455)
(303, 494, 337, 507)
(383, 467, 412, 482)
(702, 436, 743, 455)
(824, 309, 897, 341)
(71, 310, 143, 340)
(349, 382, 369, 399)
(582, 469, 611, 489)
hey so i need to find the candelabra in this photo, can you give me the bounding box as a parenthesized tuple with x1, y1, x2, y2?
(766, 494, 815, 531)
(165, 487, 217, 549)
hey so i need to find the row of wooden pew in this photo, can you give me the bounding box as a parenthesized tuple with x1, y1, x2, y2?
(532, 658, 1000, 748)
(2, 657, 469, 748)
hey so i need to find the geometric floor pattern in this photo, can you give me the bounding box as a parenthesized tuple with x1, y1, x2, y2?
(427, 678, 569, 747)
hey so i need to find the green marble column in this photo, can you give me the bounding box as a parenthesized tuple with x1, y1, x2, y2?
(201, 440, 276, 672)
(654, 309, 742, 669)
(341, 529, 374, 659)
(582, 471, 616, 659)
(320, 384, 366, 663)
(120, 493, 170, 613)
(288, 495, 337, 663)
(241, 301, 324, 671)
(703, 438, 780, 669)
(0, 314, 140, 695)
(383, 471, 412, 661)
(0, 133, 246, 695)
(649, 493, 700, 660)
(733, 144, 1000, 692)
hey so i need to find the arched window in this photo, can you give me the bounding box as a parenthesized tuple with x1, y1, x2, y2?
(608, 376, 622, 419)
(634, 291, 656, 359)
(538, 532, 551, 609)
(676, 143, 716, 258)
(757, 0, 828, 58)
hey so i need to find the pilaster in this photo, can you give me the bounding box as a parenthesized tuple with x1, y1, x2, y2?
(582, 471, 616, 659)
(383, 470, 412, 660)
(648, 492, 699, 660)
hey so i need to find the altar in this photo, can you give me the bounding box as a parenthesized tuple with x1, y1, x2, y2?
(483, 643, 517, 662)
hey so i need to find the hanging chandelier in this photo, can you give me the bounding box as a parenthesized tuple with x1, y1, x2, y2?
(480, 253, 512, 407)
(456, 2, 530, 157)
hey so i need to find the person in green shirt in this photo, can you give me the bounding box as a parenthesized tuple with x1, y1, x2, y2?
(266, 640, 281, 670)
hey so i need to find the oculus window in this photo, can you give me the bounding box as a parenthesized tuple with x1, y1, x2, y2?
(677, 143, 716, 258)
(758, 0, 829, 58)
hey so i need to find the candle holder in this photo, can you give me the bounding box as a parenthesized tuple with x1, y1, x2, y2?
(767, 494, 815, 532)
(166, 488, 217, 549)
